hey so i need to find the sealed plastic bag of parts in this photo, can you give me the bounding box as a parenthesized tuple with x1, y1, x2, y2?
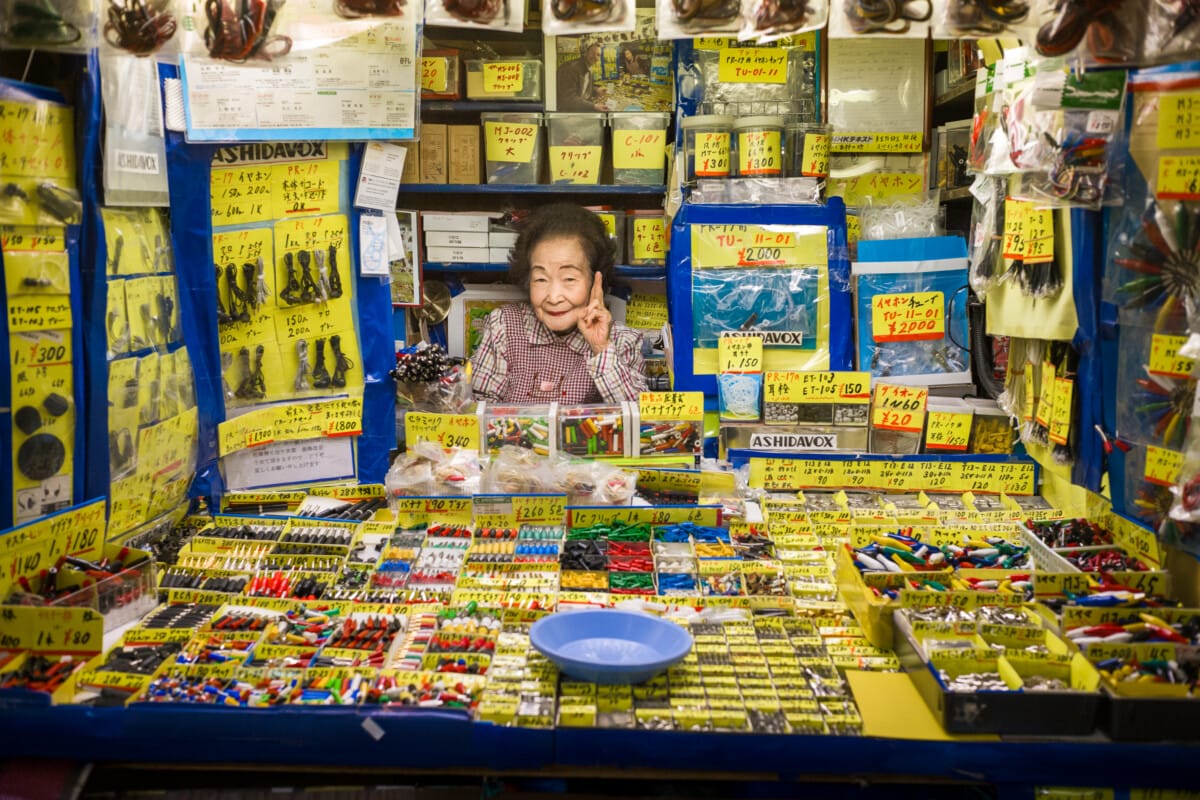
(385, 442, 481, 502)
(936, 0, 1037, 38)
(102, 0, 178, 54)
(656, 0, 742, 38)
(678, 39, 819, 120)
(1007, 67, 1128, 210)
(1107, 197, 1200, 333)
(1115, 323, 1195, 451)
(968, 64, 1000, 175)
(969, 176, 1007, 293)
(828, 0, 932, 37)
(1033, 0, 1145, 65)
(853, 240, 971, 387)
(543, 0, 634, 34)
(100, 54, 170, 207)
(859, 191, 943, 240)
(741, 0, 829, 42)
(1125, 442, 1180, 529)
(1144, 0, 1200, 64)
(426, 0, 525, 31)
(1, 0, 94, 49)
(692, 267, 818, 348)
(719, 371, 763, 421)
(392, 343, 472, 413)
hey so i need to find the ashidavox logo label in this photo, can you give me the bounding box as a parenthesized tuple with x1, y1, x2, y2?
(748, 433, 837, 450)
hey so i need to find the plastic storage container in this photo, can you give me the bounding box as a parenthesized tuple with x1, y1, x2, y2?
(482, 113, 543, 185)
(786, 123, 830, 179)
(465, 59, 543, 102)
(545, 113, 606, 185)
(421, 49, 461, 100)
(626, 212, 667, 267)
(733, 116, 784, 178)
(592, 209, 626, 263)
(610, 112, 670, 185)
(681, 114, 733, 183)
(558, 403, 627, 457)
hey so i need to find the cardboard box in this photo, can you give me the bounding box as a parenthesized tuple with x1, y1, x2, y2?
(489, 231, 519, 248)
(490, 247, 513, 263)
(421, 213, 494, 233)
(419, 124, 447, 184)
(400, 142, 420, 184)
(425, 231, 489, 248)
(425, 246, 492, 263)
(447, 125, 481, 185)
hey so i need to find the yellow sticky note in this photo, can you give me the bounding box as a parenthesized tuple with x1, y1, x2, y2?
(1157, 155, 1200, 200)
(210, 164, 274, 227)
(485, 121, 538, 163)
(1144, 445, 1184, 488)
(1149, 333, 1196, 379)
(1158, 92, 1200, 150)
(718, 334, 763, 373)
(483, 62, 524, 94)
(639, 391, 704, 420)
(632, 217, 667, 262)
(271, 160, 341, 220)
(1048, 376, 1074, 446)
(1022, 368, 1035, 423)
(827, 173, 925, 205)
(548, 145, 602, 185)
(694, 132, 731, 177)
(871, 291, 945, 343)
(421, 57, 450, 94)
(625, 293, 668, 329)
(737, 130, 782, 176)
(0, 99, 74, 179)
(925, 411, 973, 452)
(800, 133, 829, 177)
(717, 48, 788, 84)
(614, 129, 666, 171)
(1002, 199, 1028, 260)
(405, 411, 480, 450)
(1023, 207, 1054, 265)
(871, 382, 928, 433)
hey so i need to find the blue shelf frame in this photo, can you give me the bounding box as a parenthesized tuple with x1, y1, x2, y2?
(398, 184, 667, 195)
(422, 262, 666, 279)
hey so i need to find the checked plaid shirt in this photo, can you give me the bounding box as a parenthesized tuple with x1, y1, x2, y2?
(469, 303, 646, 403)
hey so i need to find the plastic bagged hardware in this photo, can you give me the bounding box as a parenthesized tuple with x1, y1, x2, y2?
(745, 0, 829, 40)
(1112, 200, 1200, 332)
(1034, 0, 1138, 63)
(104, 0, 176, 54)
(691, 268, 816, 348)
(842, 0, 931, 34)
(2, 0, 84, 46)
(943, 0, 1027, 35)
(203, 0, 292, 62)
(542, 0, 632, 33)
(661, 0, 741, 36)
(336, 0, 404, 15)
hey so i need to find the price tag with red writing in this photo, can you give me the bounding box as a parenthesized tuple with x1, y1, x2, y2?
(1145, 445, 1184, 487)
(1149, 334, 1196, 379)
(871, 383, 928, 433)
(1048, 377, 1073, 446)
(871, 291, 945, 343)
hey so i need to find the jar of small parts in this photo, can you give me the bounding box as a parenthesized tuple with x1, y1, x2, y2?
(610, 111, 670, 185)
(681, 114, 733, 183)
(786, 123, 830, 179)
(733, 116, 784, 178)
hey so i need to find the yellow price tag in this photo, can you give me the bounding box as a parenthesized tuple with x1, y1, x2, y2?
(691, 223, 828, 269)
(1144, 445, 1184, 488)
(639, 391, 704, 420)
(0, 99, 74, 179)
(484, 121, 538, 163)
(871, 291, 945, 343)
(1022, 368, 1035, 423)
(625, 293, 668, 329)
(718, 333, 763, 373)
(1023, 207, 1054, 265)
(632, 216, 667, 262)
(1149, 334, 1196, 379)
(1, 226, 65, 252)
(637, 468, 702, 496)
(548, 145, 602, 185)
(512, 495, 567, 523)
(0, 605, 102, 654)
(871, 383, 928, 433)
(404, 412, 480, 450)
(210, 165, 275, 226)
(483, 62, 524, 94)
(270, 160, 341, 219)
(614, 129, 666, 171)
(421, 57, 449, 94)
(1157, 155, 1200, 200)
(1158, 92, 1200, 150)
(1036, 360, 1056, 428)
(717, 48, 788, 84)
(737, 130, 782, 176)
(1048, 377, 1074, 446)
(695, 132, 731, 177)
(925, 411, 973, 452)
(1003, 199, 1028, 259)
(847, 214, 861, 245)
(827, 173, 924, 205)
(800, 133, 829, 177)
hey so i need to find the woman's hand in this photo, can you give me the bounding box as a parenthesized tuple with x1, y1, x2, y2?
(578, 272, 613, 355)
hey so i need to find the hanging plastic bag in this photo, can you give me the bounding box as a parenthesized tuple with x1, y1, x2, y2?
(656, 0, 743, 38)
(425, 0, 525, 29)
(541, 0, 635, 35)
(828, 0, 932, 37)
(740, 0, 829, 42)
(1, 0, 95, 50)
(102, 0, 178, 55)
(100, 54, 171, 207)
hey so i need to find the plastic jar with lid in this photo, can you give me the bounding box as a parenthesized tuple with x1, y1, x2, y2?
(733, 116, 784, 178)
(786, 123, 831, 179)
(681, 114, 733, 183)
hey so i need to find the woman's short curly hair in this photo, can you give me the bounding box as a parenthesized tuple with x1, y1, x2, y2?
(507, 203, 617, 290)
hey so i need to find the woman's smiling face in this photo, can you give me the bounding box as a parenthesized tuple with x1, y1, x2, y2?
(528, 235, 594, 334)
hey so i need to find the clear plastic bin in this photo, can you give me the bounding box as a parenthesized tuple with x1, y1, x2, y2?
(681, 114, 733, 183)
(482, 113, 543, 185)
(591, 210, 626, 263)
(421, 49, 461, 100)
(546, 113, 606, 185)
(610, 112, 670, 185)
(559, 403, 626, 457)
(786, 123, 830, 179)
(733, 116, 784, 178)
(465, 59, 543, 102)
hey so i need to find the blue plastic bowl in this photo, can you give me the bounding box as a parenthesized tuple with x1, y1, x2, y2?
(529, 609, 693, 685)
